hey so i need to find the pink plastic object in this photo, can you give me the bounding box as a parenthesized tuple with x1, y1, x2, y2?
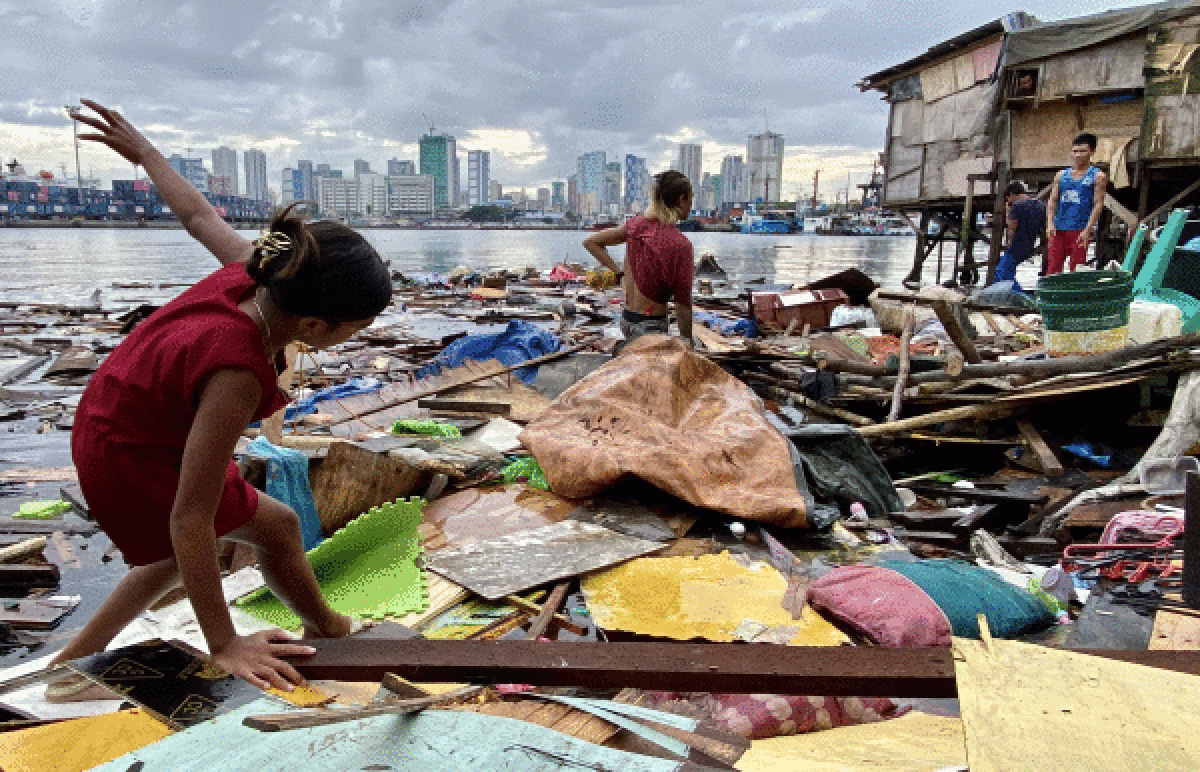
(1099, 510, 1184, 545)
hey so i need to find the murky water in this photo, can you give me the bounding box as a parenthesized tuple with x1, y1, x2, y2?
(0, 226, 1039, 306)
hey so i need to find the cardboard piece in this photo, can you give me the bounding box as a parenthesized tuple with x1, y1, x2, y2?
(0, 708, 172, 772)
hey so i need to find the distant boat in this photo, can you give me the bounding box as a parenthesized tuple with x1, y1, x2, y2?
(741, 215, 793, 234)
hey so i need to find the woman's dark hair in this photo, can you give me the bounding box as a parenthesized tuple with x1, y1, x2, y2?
(644, 171, 692, 225)
(245, 204, 391, 322)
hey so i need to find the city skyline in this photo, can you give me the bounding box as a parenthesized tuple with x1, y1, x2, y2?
(0, 1, 1144, 204)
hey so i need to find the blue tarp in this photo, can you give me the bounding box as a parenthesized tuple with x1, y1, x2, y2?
(693, 310, 758, 338)
(284, 377, 381, 421)
(244, 436, 324, 550)
(417, 319, 561, 383)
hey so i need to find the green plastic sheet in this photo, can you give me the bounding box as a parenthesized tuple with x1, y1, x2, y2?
(14, 500, 71, 520)
(391, 419, 462, 438)
(236, 497, 427, 629)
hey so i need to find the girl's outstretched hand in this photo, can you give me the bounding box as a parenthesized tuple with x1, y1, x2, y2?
(210, 629, 316, 692)
(70, 99, 155, 167)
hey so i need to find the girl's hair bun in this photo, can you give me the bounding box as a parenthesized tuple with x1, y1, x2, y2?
(246, 204, 318, 285)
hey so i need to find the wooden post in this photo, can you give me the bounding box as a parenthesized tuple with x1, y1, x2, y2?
(526, 581, 572, 640)
(1185, 471, 1200, 609)
(931, 299, 982, 364)
(985, 164, 1009, 286)
(887, 308, 916, 423)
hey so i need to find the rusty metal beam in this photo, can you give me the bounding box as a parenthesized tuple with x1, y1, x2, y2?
(289, 640, 1200, 698)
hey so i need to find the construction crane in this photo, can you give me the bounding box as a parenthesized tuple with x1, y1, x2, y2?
(422, 113, 436, 136)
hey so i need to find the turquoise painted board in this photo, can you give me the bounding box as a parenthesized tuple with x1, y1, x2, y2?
(1130, 210, 1200, 334)
(92, 698, 688, 772)
(236, 498, 427, 629)
(1121, 225, 1148, 274)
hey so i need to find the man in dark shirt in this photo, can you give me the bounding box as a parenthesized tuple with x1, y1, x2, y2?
(992, 181, 1046, 292)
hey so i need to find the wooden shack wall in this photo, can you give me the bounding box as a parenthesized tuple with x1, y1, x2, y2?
(1143, 16, 1200, 159)
(881, 37, 1002, 207)
(1011, 99, 1145, 170)
(1037, 36, 1146, 99)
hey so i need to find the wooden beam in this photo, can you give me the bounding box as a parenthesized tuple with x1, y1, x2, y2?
(506, 590, 588, 637)
(243, 686, 483, 732)
(1104, 195, 1138, 229)
(417, 398, 512, 415)
(931, 300, 982, 364)
(288, 639, 1200, 699)
(1016, 420, 1065, 477)
(1139, 177, 1200, 227)
(888, 308, 916, 423)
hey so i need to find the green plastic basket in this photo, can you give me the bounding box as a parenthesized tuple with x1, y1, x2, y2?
(1037, 271, 1134, 333)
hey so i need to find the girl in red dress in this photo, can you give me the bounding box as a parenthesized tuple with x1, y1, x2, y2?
(50, 100, 391, 691)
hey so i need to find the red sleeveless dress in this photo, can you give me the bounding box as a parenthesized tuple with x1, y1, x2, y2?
(72, 262, 289, 566)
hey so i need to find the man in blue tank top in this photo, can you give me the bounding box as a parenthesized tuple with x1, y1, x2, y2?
(1046, 132, 1107, 274)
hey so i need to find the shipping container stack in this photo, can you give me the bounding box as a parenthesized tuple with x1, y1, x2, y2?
(0, 177, 271, 223)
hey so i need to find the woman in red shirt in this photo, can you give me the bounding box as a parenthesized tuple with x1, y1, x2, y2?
(49, 100, 391, 692)
(583, 171, 694, 345)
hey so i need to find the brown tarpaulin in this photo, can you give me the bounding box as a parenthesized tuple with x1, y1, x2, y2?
(519, 335, 809, 528)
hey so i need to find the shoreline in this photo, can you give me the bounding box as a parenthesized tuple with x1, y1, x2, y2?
(0, 219, 753, 233)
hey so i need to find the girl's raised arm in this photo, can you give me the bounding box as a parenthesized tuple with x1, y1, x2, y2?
(71, 99, 253, 267)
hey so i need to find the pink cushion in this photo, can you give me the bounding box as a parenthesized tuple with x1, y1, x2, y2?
(806, 565, 953, 647)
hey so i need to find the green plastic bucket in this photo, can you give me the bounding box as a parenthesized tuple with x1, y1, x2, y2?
(1036, 270, 1134, 356)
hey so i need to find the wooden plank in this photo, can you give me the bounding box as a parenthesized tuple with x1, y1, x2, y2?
(1016, 420, 1065, 477)
(0, 563, 59, 586)
(0, 597, 78, 629)
(0, 537, 46, 563)
(902, 481, 1045, 506)
(242, 686, 483, 732)
(525, 581, 571, 640)
(450, 699, 620, 747)
(888, 308, 916, 422)
(417, 398, 512, 415)
(931, 299, 982, 364)
(290, 639, 1200, 698)
(505, 590, 588, 636)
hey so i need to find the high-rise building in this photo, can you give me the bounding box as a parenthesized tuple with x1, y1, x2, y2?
(623, 155, 649, 213)
(353, 159, 372, 179)
(207, 175, 234, 196)
(388, 159, 416, 176)
(297, 160, 315, 203)
(604, 162, 622, 216)
(357, 172, 388, 217)
(551, 181, 566, 211)
(168, 154, 208, 193)
(746, 132, 785, 203)
(677, 143, 702, 197)
(316, 163, 341, 179)
(244, 149, 269, 201)
(567, 174, 578, 214)
(454, 155, 462, 207)
(317, 176, 356, 218)
(537, 187, 551, 209)
(707, 174, 721, 211)
(212, 147, 239, 196)
(489, 180, 502, 202)
(467, 150, 490, 207)
(387, 174, 434, 216)
(419, 132, 457, 210)
(719, 155, 745, 205)
(576, 152, 606, 216)
(281, 168, 304, 206)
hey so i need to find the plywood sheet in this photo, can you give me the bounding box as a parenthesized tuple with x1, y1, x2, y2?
(425, 520, 665, 600)
(1012, 103, 1079, 169)
(309, 441, 429, 534)
(954, 635, 1200, 771)
(921, 141, 964, 199)
(442, 379, 553, 423)
(1150, 610, 1200, 650)
(422, 485, 575, 550)
(451, 699, 620, 746)
(1039, 36, 1146, 99)
(0, 709, 172, 772)
(580, 552, 849, 646)
(1146, 93, 1200, 158)
(941, 156, 995, 197)
(921, 95, 957, 143)
(891, 99, 925, 140)
(734, 711, 966, 772)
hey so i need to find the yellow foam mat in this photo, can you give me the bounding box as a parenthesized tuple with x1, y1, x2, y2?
(580, 551, 848, 645)
(0, 708, 172, 772)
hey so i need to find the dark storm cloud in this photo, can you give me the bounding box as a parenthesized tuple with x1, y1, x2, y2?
(0, 0, 1149, 188)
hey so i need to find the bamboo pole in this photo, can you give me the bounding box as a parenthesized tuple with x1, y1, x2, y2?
(887, 308, 916, 423)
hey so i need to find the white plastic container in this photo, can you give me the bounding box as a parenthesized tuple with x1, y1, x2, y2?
(1128, 299, 1184, 345)
(1139, 456, 1200, 495)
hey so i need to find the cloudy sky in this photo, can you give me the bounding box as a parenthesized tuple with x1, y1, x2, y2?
(1, 0, 1146, 201)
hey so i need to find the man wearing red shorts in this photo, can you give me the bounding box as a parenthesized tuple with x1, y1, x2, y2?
(1045, 132, 1107, 274)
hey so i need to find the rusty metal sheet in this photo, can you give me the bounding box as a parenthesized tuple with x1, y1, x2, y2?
(424, 520, 665, 600)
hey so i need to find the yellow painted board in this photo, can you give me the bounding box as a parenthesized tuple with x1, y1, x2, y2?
(955, 635, 1200, 771)
(580, 552, 848, 646)
(735, 711, 966, 772)
(0, 708, 172, 772)
(1150, 610, 1200, 650)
